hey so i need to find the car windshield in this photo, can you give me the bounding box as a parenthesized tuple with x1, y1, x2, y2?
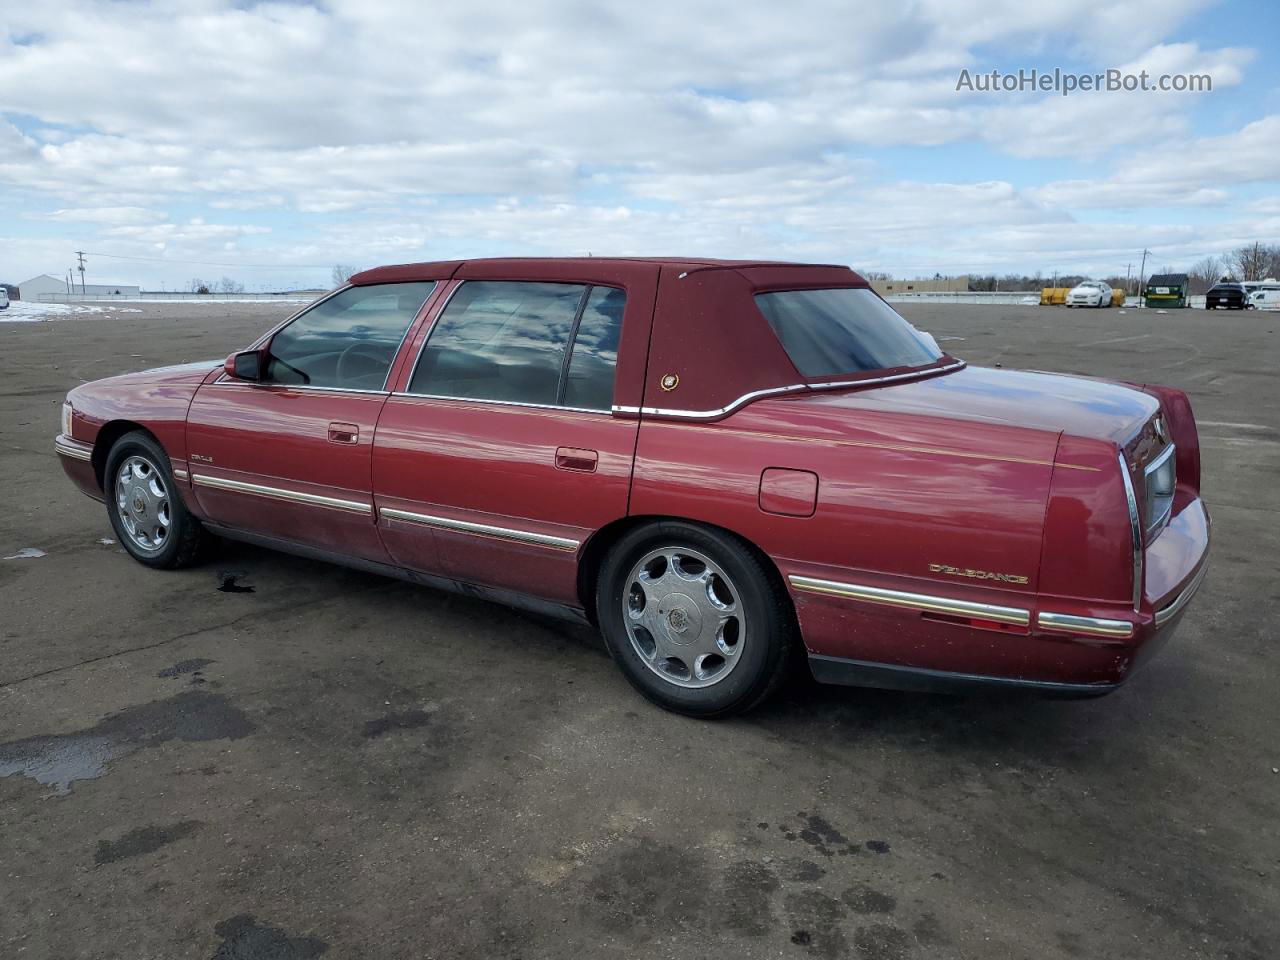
(754, 287, 943, 378)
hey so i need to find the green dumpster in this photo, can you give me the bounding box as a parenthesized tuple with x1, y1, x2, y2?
(1143, 273, 1189, 308)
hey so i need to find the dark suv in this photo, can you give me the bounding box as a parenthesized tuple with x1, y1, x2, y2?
(1205, 281, 1248, 310)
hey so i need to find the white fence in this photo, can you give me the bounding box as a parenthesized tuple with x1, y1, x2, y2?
(883, 292, 1242, 309)
(883, 291, 1040, 305)
(37, 291, 323, 303)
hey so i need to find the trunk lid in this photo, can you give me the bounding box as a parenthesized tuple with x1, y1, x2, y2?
(789, 365, 1159, 444)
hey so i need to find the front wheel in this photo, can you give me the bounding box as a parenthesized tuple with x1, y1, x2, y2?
(596, 521, 794, 718)
(105, 431, 210, 569)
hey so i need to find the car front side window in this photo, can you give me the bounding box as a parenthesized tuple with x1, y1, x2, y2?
(264, 281, 436, 390)
(408, 280, 626, 410)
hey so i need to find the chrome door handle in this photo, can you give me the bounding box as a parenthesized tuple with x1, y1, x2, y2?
(555, 447, 598, 472)
(328, 422, 359, 444)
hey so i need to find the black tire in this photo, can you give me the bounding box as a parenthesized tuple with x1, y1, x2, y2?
(104, 431, 210, 569)
(595, 521, 795, 718)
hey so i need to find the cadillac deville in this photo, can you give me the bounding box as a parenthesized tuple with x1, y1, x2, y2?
(55, 258, 1210, 717)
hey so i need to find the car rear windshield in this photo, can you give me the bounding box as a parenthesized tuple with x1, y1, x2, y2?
(754, 287, 943, 378)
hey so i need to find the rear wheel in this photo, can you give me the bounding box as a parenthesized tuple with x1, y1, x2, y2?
(596, 521, 793, 718)
(105, 431, 210, 569)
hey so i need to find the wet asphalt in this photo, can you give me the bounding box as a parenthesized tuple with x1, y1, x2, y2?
(0, 300, 1277, 959)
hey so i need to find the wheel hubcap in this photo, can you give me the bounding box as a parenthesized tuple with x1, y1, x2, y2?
(623, 546, 745, 689)
(114, 455, 171, 553)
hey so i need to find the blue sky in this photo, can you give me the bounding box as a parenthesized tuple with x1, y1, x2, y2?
(1, 0, 1277, 290)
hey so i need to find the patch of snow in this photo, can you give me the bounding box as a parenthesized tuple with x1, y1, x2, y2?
(1, 299, 310, 322)
(4, 547, 47, 559)
(0, 302, 105, 322)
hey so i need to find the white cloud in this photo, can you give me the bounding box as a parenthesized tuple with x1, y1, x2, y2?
(1031, 113, 1280, 208)
(0, 0, 1273, 285)
(39, 206, 167, 224)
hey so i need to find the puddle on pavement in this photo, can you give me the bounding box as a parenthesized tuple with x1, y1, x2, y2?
(3, 547, 47, 560)
(0, 691, 254, 794)
(212, 915, 329, 959)
(0, 734, 126, 794)
(217, 572, 254, 593)
(157, 657, 216, 678)
(362, 709, 432, 739)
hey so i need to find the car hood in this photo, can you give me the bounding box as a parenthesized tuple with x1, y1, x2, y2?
(100, 359, 221, 386)
(789, 364, 1159, 443)
(67, 360, 222, 409)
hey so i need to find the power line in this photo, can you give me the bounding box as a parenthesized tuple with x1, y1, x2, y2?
(82, 251, 332, 269)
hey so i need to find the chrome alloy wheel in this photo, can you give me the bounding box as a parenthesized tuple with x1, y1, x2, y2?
(114, 455, 171, 553)
(623, 546, 745, 689)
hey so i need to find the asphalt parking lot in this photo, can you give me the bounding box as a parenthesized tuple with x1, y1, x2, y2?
(1, 300, 1277, 960)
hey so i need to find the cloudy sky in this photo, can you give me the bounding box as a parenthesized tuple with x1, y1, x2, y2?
(1, 0, 1277, 290)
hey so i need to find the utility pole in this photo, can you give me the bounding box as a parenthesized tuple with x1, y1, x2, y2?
(1125, 263, 1132, 295)
(75, 250, 87, 294)
(1137, 249, 1150, 308)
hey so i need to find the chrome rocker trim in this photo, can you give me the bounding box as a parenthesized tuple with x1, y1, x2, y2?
(788, 574, 1030, 627)
(1154, 560, 1209, 628)
(1037, 612, 1134, 639)
(191, 474, 371, 515)
(54, 435, 93, 461)
(379, 507, 580, 552)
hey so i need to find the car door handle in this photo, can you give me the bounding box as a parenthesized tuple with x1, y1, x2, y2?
(328, 422, 359, 444)
(555, 447, 598, 472)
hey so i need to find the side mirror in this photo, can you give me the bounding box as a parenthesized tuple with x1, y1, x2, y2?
(224, 349, 265, 381)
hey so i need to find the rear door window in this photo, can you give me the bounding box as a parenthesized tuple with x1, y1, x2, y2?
(755, 287, 942, 378)
(409, 281, 626, 410)
(563, 286, 626, 410)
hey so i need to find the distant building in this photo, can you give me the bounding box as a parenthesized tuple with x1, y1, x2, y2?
(869, 275, 970, 295)
(19, 274, 141, 299)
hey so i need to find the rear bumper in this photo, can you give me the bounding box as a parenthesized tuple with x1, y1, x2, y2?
(809, 655, 1119, 698)
(792, 496, 1210, 694)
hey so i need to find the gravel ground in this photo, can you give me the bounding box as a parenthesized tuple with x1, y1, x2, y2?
(0, 300, 1276, 960)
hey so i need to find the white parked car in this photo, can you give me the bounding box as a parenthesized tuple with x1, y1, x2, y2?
(1066, 281, 1112, 307)
(1243, 280, 1280, 310)
(0, 287, 9, 310)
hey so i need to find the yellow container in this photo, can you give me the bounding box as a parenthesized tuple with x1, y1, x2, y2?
(1040, 287, 1068, 305)
(1111, 288, 1125, 307)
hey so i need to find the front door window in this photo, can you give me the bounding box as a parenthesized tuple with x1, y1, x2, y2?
(266, 282, 436, 390)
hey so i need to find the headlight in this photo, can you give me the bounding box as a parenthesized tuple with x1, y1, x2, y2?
(1143, 444, 1176, 537)
(61, 402, 73, 438)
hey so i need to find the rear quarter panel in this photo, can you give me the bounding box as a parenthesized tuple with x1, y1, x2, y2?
(628, 396, 1060, 669)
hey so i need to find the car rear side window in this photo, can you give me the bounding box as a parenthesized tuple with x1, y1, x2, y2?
(562, 286, 626, 410)
(409, 281, 625, 410)
(755, 287, 942, 378)
(266, 281, 435, 390)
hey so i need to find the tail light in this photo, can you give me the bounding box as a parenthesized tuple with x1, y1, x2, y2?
(1137, 384, 1200, 495)
(1142, 444, 1176, 538)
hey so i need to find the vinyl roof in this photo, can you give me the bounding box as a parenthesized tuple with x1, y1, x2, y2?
(350, 256, 850, 285)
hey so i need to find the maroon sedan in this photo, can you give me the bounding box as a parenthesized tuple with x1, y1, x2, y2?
(55, 258, 1210, 717)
